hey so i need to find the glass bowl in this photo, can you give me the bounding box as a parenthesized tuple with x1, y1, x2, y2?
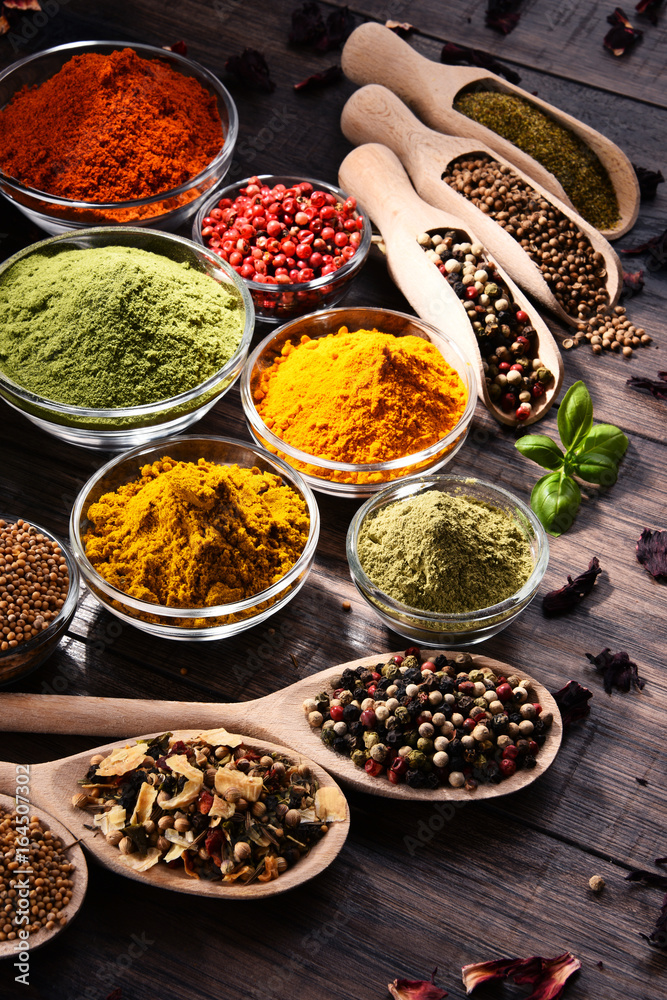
(347, 476, 549, 647)
(69, 436, 320, 641)
(0, 516, 80, 686)
(0, 228, 254, 450)
(241, 307, 478, 498)
(0, 41, 238, 235)
(192, 175, 372, 323)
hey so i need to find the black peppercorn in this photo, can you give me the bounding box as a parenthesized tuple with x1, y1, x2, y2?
(405, 769, 427, 788)
(343, 704, 360, 722)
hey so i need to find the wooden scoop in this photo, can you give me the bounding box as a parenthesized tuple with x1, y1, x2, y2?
(0, 651, 562, 803)
(0, 792, 87, 959)
(341, 22, 639, 240)
(338, 142, 563, 427)
(341, 84, 623, 329)
(0, 736, 349, 900)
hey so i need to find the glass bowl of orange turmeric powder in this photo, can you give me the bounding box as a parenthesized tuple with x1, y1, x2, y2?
(0, 41, 238, 235)
(69, 436, 320, 640)
(241, 307, 478, 498)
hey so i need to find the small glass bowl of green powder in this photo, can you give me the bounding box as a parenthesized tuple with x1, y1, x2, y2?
(347, 476, 548, 647)
(0, 228, 254, 450)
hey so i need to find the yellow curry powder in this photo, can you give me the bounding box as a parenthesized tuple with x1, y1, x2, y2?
(84, 457, 310, 607)
(253, 327, 468, 465)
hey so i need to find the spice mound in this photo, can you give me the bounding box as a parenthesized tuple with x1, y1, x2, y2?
(253, 327, 468, 466)
(454, 89, 619, 231)
(83, 458, 310, 607)
(0, 807, 76, 939)
(0, 49, 223, 202)
(73, 730, 347, 884)
(358, 489, 533, 614)
(0, 246, 244, 409)
(304, 649, 553, 789)
(0, 519, 70, 652)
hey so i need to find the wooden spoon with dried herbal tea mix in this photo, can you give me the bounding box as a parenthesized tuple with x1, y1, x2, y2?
(72, 729, 347, 885)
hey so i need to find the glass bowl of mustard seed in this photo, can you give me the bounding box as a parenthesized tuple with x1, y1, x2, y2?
(241, 307, 478, 498)
(0, 517, 80, 685)
(347, 476, 549, 646)
(0, 40, 238, 235)
(70, 436, 320, 640)
(0, 228, 254, 450)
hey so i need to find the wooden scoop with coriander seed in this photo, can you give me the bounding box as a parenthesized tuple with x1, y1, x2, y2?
(0, 652, 562, 803)
(340, 84, 623, 330)
(341, 22, 639, 240)
(0, 736, 349, 901)
(338, 142, 563, 427)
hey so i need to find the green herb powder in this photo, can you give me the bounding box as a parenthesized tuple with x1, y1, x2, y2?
(454, 90, 619, 231)
(357, 490, 534, 614)
(0, 245, 245, 408)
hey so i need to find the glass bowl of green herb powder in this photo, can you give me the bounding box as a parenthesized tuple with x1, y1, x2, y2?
(0, 228, 254, 450)
(347, 476, 549, 646)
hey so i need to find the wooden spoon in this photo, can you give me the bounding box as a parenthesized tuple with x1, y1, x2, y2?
(0, 651, 562, 803)
(341, 22, 639, 240)
(0, 792, 87, 959)
(338, 142, 563, 427)
(340, 84, 623, 328)
(0, 736, 349, 900)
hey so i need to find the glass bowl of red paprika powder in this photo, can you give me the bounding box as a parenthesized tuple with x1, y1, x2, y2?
(0, 41, 238, 234)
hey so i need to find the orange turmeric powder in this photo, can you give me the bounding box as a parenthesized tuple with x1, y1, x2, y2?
(253, 327, 468, 464)
(84, 457, 309, 607)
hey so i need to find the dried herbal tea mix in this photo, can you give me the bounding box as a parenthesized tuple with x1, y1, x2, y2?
(73, 729, 346, 884)
(304, 649, 552, 789)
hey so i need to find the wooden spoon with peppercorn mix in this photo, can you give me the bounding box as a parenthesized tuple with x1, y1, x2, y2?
(338, 142, 564, 426)
(341, 22, 639, 240)
(0, 652, 562, 803)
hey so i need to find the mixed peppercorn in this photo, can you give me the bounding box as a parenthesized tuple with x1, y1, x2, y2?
(417, 230, 553, 420)
(304, 650, 552, 790)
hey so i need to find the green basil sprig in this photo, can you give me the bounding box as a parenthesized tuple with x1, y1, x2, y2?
(516, 381, 628, 537)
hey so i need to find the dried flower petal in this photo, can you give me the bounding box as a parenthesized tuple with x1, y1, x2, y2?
(4, 0, 41, 9)
(626, 868, 667, 947)
(552, 680, 593, 728)
(621, 226, 667, 269)
(315, 7, 355, 52)
(386, 21, 416, 38)
(486, 1, 523, 34)
(633, 164, 665, 199)
(636, 527, 667, 578)
(462, 953, 580, 999)
(620, 269, 645, 300)
(626, 869, 667, 889)
(389, 970, 447, 1000)
(225, 49, 275, 92)
(585, 648, 646, 693)
(604, 7, 644, 55)
(163, 41, 187, 55)
(0, 14, 10, 34)
(294, 65, 342, 91)
(289, 2, 354, 51)
(543, 557, 602, 616)
(440, 42, 521, 84)
(627, 372, 667, 400)
(636, 0, 662, 25)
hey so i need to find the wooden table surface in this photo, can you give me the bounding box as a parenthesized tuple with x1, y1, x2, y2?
(1, 3, 666, 999)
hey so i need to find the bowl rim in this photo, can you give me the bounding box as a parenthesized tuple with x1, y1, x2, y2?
(241, 306, 478, 473)
(0, 40, 239, 210)
(0, 514, 80, 660)
(192, 173, 373, 295)
(346, 474, 549, 622)
(0, 227, 255, 418)
(69, 435, 321, 619)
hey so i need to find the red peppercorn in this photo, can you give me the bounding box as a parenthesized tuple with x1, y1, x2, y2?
(371, 672, 381, 682)
(422, 660, 436, 672)
(365, 759, 384, 777)
(499, 758, 516, 778)
(533, 703, 542, 715)
(392, 655, 404, 666)
(366, 684, 377, 696)
(516, 310, 529, 323)
(360, 710, 376, 729)
(329, 705, 345, 722)
(515, 407, 530, 421)
(502, 745, 519, 760)
(531, 383, 545, 399)
(496, 682, 513, 702)
(404, 646, 420, 658)
(458, 680, 475, 695)
(516, 336, 530, 348)
(510, 364, 523, 372)
(462, 717, 476, 733)
(498, 362, 511, 373)
(527, 740, 539, 756)
(465, 286, 478, 299)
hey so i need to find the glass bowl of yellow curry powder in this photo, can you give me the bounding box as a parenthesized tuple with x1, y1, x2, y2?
(347, 476, 549, 646)
(241, 307, 477, 497)
(70, 436, 320, 639)
(0, 228, 254, 450)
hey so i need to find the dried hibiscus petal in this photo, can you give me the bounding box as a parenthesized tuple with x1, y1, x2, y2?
(0, 13, 9, 34)
(604, 7, 644, 55)
(627, 372, 667, 401)
(440, 42, 521, 84)
(633, 164, 665, 199)
(386, 21, 416, 38)
(626, 868, 667, 947)
(636, 0, 662, 24)
(462, 953, 581, 999)
(585, 648, 646, 693)
(289, 2, 325, 45)
(621, 226, 667, 268)
(4, 0, 41, 9)
(163, 41, 187, 56)
(621, 269, 645, 299)
(226, 49, 275, 92)
(543, 556, 602, 616)
(551, 680, 593, 728)
(294, 65, 342, 92)
(315, 6, 355, 52)
(486, 1, 523, 35)
(389, 970, 447, 1000)
(636, 527, 667, 578)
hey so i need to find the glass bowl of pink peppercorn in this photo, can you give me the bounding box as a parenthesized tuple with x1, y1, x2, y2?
(192, 174, 372, 323)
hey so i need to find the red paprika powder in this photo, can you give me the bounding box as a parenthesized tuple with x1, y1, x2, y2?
(0, 48, 224, 202)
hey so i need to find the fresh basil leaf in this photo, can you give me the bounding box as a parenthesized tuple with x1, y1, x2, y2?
(573, 423, 628, 464)
(557, 381, 593, 451)
(515, 434, 565, 470)
(571, 451, 619, 486)
(531, 472, 581, 537)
